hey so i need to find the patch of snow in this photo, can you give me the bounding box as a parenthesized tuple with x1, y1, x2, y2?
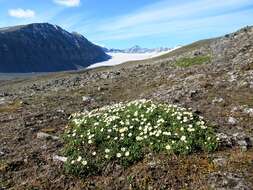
(88, 47, 180, 69)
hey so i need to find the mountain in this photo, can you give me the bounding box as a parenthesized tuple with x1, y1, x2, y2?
(104, 45, 171, 53)
(0, 23, 110, 73)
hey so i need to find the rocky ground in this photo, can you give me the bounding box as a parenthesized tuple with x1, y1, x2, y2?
(0, 26, 253, 189)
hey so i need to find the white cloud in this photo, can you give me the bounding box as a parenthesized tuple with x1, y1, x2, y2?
(82, 0, 253, 42)
(98, 0, 253, 32)
(54, 0, 80, 7)
(8, 8, 35, 19)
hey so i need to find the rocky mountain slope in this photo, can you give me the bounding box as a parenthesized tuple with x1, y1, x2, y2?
(0, 26, 253, 189)
(0, 23, 110, 73)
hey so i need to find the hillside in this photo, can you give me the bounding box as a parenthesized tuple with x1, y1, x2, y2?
(0, 26, 253, 189)
(0, 23, 110, 73)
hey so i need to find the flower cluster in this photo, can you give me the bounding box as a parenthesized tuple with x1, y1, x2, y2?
(62, 100, 218, 176)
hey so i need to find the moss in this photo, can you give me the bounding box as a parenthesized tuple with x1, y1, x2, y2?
(174, 56, 211, 68)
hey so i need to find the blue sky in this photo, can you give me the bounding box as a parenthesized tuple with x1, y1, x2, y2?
(1, 0, 253, 48)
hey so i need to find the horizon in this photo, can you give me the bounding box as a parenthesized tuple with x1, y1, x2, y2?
(0, 0, 253, 48)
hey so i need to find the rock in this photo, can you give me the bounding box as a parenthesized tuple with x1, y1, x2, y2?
(228, 117, 238, 125)
(0, 92, 9, 97)
(56, 109, 65, 113)
(0, 97, 6, 105)
(212, 97, 224, 104)
(231, 106, 241, 113)
(216, 133, 233, 148)
(53, 155, 67, 162)
(0, 149, 5, 157)
(213, 156, 228, 167)
(243, 108, 253, 116)
(82, 96, 93, 104)
(237, 140, 248, 151)
(232, 133, 251, 151)
(37, 132, 59, 140)
(208, 172, 251, 190)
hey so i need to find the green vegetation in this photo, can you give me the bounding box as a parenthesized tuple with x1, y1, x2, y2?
(0, 100, 22, 113)
(174, 56, 211, 68)
(62, 100, 218, 176)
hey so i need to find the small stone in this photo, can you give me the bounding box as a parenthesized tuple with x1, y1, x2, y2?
(232, 132, 251, 151)
(243, 108, 253, 116)
(212, 97, 224, 104)
(228, 117, 238, 125)
(82, 96, 93, 103)
(208, 172, 251, 190)
(37, 132, 59, 140)
(216, 133, 233, 147)
(0, 98, 6, 105)
(53, 155, 67, 162)
(0, 149, 5, 157)
(237, 140, 248, 151)
(213, 156, 228, 167)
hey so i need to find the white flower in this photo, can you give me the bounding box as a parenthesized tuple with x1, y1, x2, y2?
(200, 125, 207, 129)
(82, 160, 87, 166)
(77, 156, 82, 162)
(180, 136, 187, 142)
(183, 117, 188, 122)
(136, 136, 143, 141)
(121, 147, 126, 152)
(128, 133, 133, 137)
(155, 133, 160, 137)
(116, 153, 122, 158)
(92, 152, 96, 156)
(187, 128, 195, 132)
(105, 149, 110, 153)
(88, 140, 92, 144)
(119, 127, 127, 133)
(105, 154, 109, 159)
(125, 151, 130, 157)
(163, 131, 171, 136)
(166, 145, 171, 150)
(71, 160, 75, 164)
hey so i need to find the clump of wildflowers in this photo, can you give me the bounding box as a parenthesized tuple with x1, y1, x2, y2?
(63, 99, 218, 176)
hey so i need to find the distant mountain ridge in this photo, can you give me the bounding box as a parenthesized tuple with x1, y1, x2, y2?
(0, 23, 110, 73)
(103, 45, 172, 54)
